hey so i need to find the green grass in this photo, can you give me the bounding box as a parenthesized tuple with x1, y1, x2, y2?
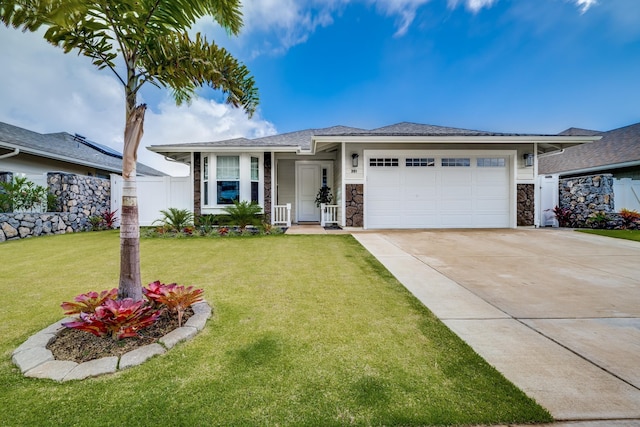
(0, 232, 552, 426)
(577, 229, 640, 242)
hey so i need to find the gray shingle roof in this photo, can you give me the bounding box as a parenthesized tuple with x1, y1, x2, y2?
(539, 122, 640, 175)
(150, 122, 559, 154)
(0, 121, 165, 176)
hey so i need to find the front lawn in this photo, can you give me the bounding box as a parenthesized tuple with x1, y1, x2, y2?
(0, 232, 551, 426)
(578, 229, 640, 242)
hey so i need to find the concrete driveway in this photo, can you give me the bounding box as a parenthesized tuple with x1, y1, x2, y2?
(353, 229, 640, 423)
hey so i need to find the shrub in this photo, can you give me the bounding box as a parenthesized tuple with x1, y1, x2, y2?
(586, 211, 609, 229)
(0, 176, 48, 212)
(153, 208, 194, 233)
(143, 281, 204, 327)
(222, 201, 262, 231)
(102, 209, 119, 229)
(619, 208, 640, 229)
(553, 206, 573, 227)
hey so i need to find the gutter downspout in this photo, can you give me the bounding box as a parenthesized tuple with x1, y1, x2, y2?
(0, 148, 20, 159)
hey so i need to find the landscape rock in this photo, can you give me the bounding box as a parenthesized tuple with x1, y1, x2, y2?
(119, 344, 166, 370)
(63, 356, 118, 381)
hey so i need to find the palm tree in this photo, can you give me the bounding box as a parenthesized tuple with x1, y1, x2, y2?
(1, 0, 259, 300)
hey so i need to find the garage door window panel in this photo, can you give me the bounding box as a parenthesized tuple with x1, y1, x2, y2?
(442, 158, 470, 167)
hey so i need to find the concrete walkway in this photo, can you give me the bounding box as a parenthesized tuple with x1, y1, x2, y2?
(352, 229, 640, 425)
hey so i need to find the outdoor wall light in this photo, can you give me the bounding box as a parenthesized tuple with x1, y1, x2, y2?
(523, 153, 534, 167)
(351, 153, 359, 168)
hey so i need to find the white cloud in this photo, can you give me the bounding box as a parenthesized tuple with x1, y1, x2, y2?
(573, 0, 597, 13)
(447, 0, 497, 13)
(0, 26, 276, 177)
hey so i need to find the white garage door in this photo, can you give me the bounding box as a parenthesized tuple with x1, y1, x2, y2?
(365, 151, 512, 229)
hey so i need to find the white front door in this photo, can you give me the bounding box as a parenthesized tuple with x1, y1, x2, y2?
(296, 163, 321, 222)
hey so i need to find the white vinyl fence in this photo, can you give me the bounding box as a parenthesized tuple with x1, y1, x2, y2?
(111, 174, 192, 227)
(613, 178, 640, 212)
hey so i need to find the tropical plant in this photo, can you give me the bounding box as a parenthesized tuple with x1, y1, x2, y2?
(102, 209, 119, 229)
(89, 215, 105, 231)
(63, 298, 162, 340)
(314, 186, 334, 207)
(586, 211, 609, 229)
(619, 208, 640, 229)
(222, 200, 263, 231)
(553, 205, 573, 228)
(1, 0, 259, 300)
(61, 288, 118, 315)
(195, 214, 217, 234)
(0, 176, 48, 212)
(153, 208, 194, 233)
(143, 281, 204, 327)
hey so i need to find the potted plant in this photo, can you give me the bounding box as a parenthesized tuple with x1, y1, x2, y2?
(315, 186, 334, 208)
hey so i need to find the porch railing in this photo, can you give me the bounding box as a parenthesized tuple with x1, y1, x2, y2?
(320, 203, 339, 227)
(273, 203, 292, 227)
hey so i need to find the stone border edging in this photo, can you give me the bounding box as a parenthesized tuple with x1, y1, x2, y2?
(11, 301, 212, 381)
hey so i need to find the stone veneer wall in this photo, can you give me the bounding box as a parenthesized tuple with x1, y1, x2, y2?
(0, 172, 110, 242)
(193, 153, 201, 216)
(517, 184, 535, 226)
(559, 174, 614, 225)
(345, 184, 364, 227)
(263, 152, 272, 222)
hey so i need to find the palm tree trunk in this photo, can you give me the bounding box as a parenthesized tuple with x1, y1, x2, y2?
(119, 104, 146, 301)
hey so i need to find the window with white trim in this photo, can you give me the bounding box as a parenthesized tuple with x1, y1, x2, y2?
(251, 156, 259, 203)
(216, 156, 240, 205)
(442, 158, 470, 167)
(370, 158, 399, 167)
(406, 158, 435, 167)
(477, 158, 506, 167)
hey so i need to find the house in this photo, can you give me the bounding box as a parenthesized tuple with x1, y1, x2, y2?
(0, 121, 165, 179)
(148, 122, 599, 229)
(538, 121, 640, 212)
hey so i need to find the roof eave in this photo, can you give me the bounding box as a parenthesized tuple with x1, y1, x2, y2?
(0, 141, 122, 174)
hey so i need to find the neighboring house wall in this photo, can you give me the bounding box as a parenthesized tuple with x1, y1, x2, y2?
(1, 151, 107, 177)
(559, 174, 615, 224)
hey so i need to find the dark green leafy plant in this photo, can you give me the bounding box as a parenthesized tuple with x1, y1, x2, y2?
(195, 214, 217, 234)
(89, 215, 105, 231)
(314, 186, 334, 207)
(586, 211, 609, 229)
(222, 201, 262, 231)
(153, 208, 194, 233)
(0, 176, 47, 212)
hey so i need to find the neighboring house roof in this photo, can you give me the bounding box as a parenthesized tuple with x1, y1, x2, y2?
(149, 121, 598, 162)
(539, 122, 640, 175)
(0, 121, 165, 176)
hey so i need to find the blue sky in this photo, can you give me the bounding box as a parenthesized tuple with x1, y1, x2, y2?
(1, 0, 639, 175)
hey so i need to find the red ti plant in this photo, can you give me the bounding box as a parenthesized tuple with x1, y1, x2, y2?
(63, 298, 161, 340)
(102, 209, 119, 229)
(61, 288, 118, 315)
(144, 281, 204, 327)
